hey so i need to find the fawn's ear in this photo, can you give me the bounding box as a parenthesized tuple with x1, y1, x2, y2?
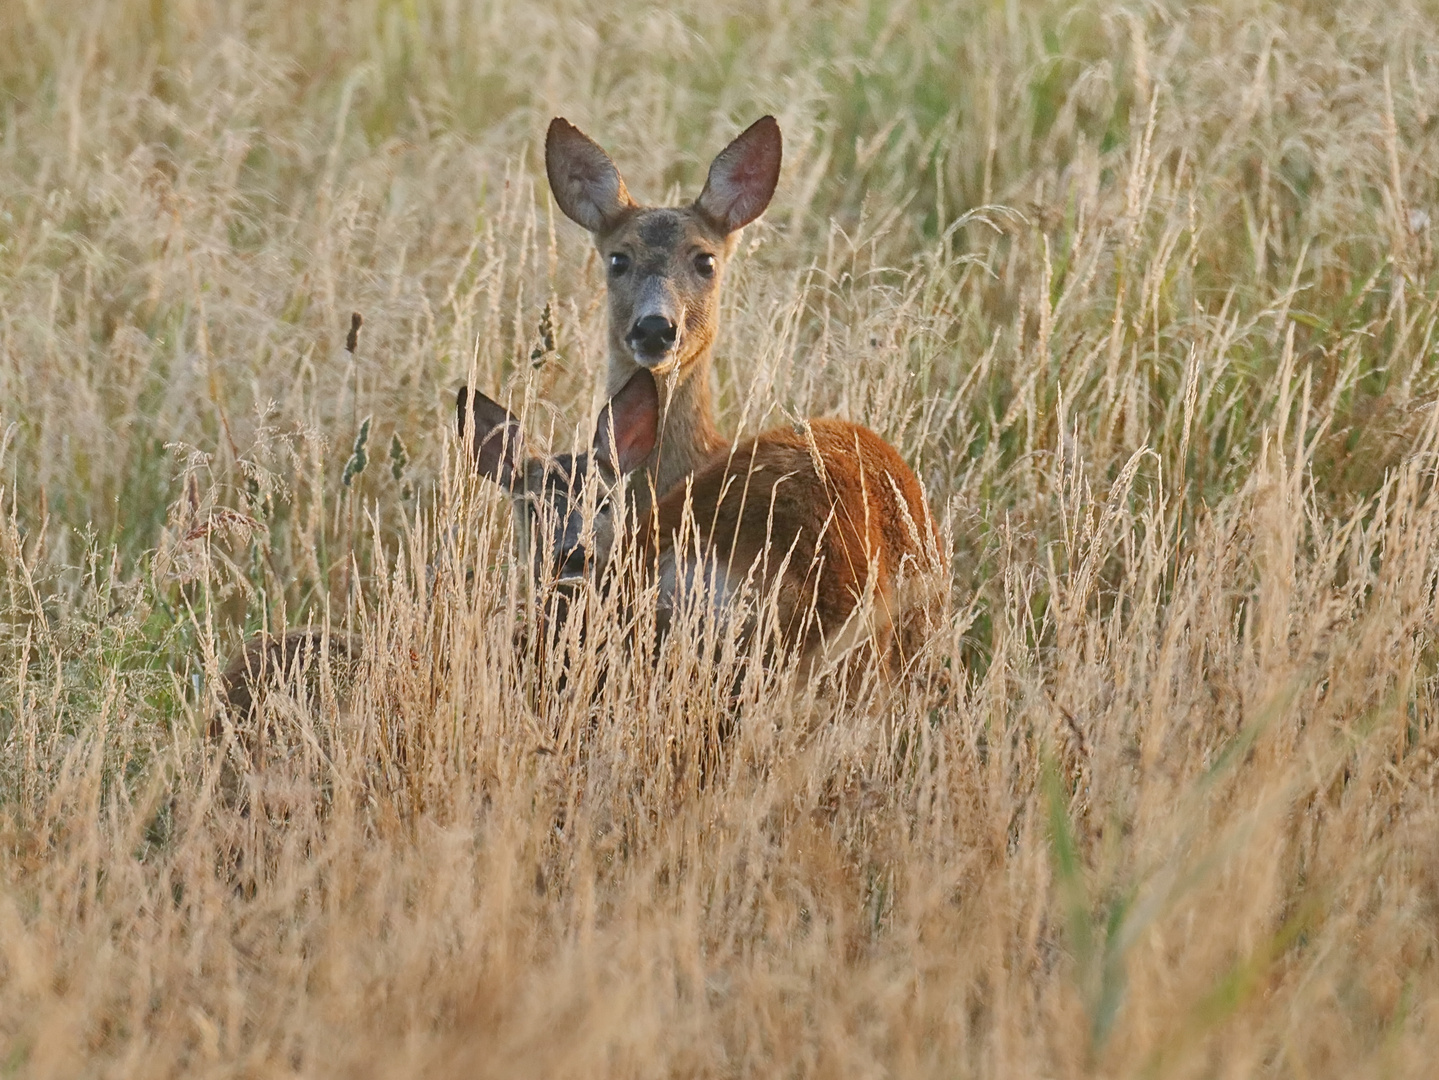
(458, 386, 526, 491)
(546, 118, 636, 234)
(593, 367, 659, 475)
(695, 115, 782, 235)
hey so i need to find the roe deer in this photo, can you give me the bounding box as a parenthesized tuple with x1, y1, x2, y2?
(545, 115, 782, 508)
(458, 369, 944, 677)
(215, 628, 364, 729)
(209, 626, 366, 825)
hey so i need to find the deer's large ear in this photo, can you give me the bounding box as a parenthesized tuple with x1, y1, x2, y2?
(694, 115, 782, 235)
(593, 367, 659, 475)
(458, 386, 526, 491)
(546, 118, 636, 234)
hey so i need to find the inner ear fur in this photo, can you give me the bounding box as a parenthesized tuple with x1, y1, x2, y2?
(546, 118, 636, 234)
(694, 115, 782, 235)
(594, 367, 660, 475)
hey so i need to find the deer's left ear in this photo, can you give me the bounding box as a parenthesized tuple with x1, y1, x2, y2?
(695, 115, 782, 235)
(458, 386, 527, 491)
(593, 367, 659, 474)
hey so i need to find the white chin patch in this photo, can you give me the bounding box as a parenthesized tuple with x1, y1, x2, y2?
(632, 349, 677, 373)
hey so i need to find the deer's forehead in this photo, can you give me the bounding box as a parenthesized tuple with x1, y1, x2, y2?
(604, 208, 719, 253)
(528, 454, 608, 500)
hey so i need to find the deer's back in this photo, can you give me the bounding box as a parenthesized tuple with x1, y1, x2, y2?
(647, 418, 941, 656)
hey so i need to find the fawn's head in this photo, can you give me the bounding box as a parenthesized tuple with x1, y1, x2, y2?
(458, 369, 659, 584)
(545, 116, 781, 381)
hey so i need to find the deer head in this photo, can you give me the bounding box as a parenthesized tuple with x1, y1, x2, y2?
(457, 367, 660, 584)
(545, 115, 782, 495)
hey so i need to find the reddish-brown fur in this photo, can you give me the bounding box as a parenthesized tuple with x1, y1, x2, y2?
(641, 417, 944, 672)
(459, 368, 946, 676)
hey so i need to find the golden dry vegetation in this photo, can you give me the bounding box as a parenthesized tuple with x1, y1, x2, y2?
(3, 0, 1439, 1075)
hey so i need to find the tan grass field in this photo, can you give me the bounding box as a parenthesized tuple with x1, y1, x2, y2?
(3, 0, 1439, 1075)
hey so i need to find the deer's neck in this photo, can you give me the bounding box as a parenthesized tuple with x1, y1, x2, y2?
(608, 349, 726, 498)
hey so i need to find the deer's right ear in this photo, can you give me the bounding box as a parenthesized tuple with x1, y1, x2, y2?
(458, 386, 526, 491)
(593, 367, 659, 475)
(546, 118, 636, 234)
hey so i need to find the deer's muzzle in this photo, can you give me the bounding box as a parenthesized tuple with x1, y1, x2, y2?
(625, 314, 679, 364)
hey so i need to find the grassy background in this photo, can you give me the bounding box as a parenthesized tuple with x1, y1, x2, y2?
(3, 0, 1439, 1074)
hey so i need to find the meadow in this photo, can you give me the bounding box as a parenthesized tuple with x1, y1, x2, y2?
(2, 0, 1439, 1074)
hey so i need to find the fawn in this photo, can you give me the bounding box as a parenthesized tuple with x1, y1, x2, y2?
(545, 115, 782, 507)
(458, 368, 944, 677)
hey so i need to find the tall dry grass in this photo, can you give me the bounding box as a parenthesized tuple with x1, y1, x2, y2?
(2, 0, 1439, 1074)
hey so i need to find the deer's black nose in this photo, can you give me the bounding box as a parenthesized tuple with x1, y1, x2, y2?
(626, 315, 678, 356)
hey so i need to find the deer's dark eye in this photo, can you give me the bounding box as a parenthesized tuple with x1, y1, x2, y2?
(560, 546, 588, 577)
(608, 252, 631, 277)
(694, 252, 716, 278)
